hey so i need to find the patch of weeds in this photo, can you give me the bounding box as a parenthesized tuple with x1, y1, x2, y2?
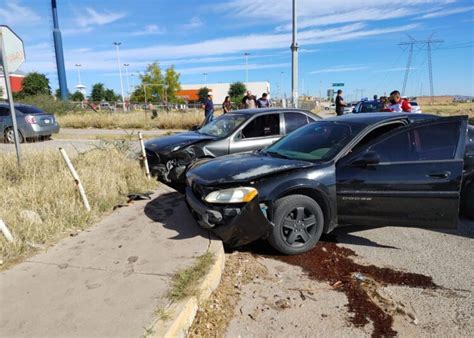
(168, 251, 214, 301)
(154, 307, 172, 321)
(141, 326, 154, 338)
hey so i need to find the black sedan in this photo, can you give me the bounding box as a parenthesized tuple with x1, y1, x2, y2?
(145, 108, 318, 184)
(185, 113, 474, 255)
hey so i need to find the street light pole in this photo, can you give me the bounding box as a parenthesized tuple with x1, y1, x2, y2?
(291, 0, 299, 108)
(75, 64, 82, 85)
(113, 42, 127, 111)
(203, 72, 207, 85)
(123, 63, 130, 97)
(244, 52, 250, 84)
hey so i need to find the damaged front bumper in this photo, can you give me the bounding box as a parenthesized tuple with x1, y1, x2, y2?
(146, 149, 194, 183)
(185, 187, 272, 247)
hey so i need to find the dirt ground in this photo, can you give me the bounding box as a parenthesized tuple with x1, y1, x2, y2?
(191, 218, 473, 337)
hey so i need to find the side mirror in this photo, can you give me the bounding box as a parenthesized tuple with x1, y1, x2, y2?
(351, 151, 380, 167)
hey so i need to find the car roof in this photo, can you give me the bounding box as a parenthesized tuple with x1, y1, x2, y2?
(0, 103, 35, 108)
(324, 112, 439, 126)
(227, 108, 314, 115)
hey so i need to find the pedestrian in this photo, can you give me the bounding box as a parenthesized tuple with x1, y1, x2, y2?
(222, 96, 232, 114)
(335, 89, 346, 116)
(257, 93, 270, 108)
(242, 90, 257, 109)
(388, 90, 412, 112)
(202, 92, 214, 125)
(373, 94, 378, 100)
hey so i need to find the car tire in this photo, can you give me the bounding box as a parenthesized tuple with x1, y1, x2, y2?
(4, 128, 24, 144)
(461, 182, 474, 220)
(268, 194, 324, 255)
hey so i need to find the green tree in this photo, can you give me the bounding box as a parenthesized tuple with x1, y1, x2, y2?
(18, 72, 51, 97)
(70, 91, 85, 101)
(104, 88, 119, 102)
(140, 62, 165, 102)
(91, 83, 105, 102)
(197, 87, 209, 103)
(164, 66, 182, 103)
(228, 82, 246, 105)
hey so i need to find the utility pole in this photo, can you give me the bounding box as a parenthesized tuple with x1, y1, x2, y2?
(244, 52, 250, 84)
(123, 63, 130, 97)
(399, 35, 443, 102)
(399, 36, 415, 96)
(291, 0, 299, 108)
(203, 72, 207, 85)
(114, 42, 127, 111)
(51, 0, 68, 100)
(75, 64, 82, 85)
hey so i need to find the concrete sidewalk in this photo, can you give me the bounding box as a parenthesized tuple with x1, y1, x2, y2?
(0, 184, 219, 337)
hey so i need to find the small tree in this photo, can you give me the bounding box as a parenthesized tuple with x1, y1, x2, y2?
(228, 81, 246, 105)
(91, 83, 105, 101)
(18, 72, 51, 97)
(164, 66, 181, 103)
(70, 91, 84, 101)
(104, 88, 119, 102)
(197, 87, 209, 103)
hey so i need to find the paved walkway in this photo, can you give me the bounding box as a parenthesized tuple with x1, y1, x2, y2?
(0, 184, 213, 337)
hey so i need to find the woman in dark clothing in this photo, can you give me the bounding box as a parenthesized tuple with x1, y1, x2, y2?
(222, 96, 232, 114)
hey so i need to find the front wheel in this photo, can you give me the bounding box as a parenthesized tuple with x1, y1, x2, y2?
(4, 128, 24, 144)
(268, 195, 324, 255)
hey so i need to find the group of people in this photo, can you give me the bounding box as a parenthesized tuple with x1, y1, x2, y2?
(335, 89, 413, 116)
(202, 90, 270, 124)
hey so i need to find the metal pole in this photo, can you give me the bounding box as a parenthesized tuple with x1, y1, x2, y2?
(143, 84, 148, 107)
(244, 52, 250, 83)
(124, 63, 130, 97)
(75, 64, 82, 85)
(138, 132, 151, 179)
(0, 41, 21, 164)
(291, 0, 299, 108)
(114, 42, 126, 111)
(203, 72, 207, 85)
(51, 0, 68, 100)
(427, 41, 434, 104)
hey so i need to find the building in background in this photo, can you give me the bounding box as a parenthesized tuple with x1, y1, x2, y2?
(0, 72, 25, 100)
(178, 81, 270, 103)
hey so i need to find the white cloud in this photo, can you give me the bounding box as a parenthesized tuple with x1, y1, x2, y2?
(181, 16, 204, 30)
(178, 62, 290, 75)
(311, 65, 368, 74)
(130, 24, 166, 36)
(418, 5, 474, 19)
(0, 1, 40, 26)
(76, 8, 126, 27)
(62, 27, 93, 37)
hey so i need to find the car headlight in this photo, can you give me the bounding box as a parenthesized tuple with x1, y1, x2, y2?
(204, 187, 258, 204)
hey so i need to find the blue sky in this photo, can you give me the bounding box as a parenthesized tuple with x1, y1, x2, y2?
(1, 0, 473, 99)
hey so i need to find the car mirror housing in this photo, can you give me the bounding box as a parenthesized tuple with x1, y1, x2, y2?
(351, 151, 380, 167)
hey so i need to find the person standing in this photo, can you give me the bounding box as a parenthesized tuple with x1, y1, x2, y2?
(335, 89, 346, 116)
(222, 96, 232, 113)
(257, 93, 270, 108)
(388, 90, 412, 112)
(242, 90, 257, 109)
(202, 92, 214, 124)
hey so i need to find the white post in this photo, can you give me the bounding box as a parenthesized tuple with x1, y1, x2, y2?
(124, 63, 130, 97)
(139, 132, 151, 179)
(114, 42, 127, 111)
(0, 219, 14, 242)
(59, 148, 91, 212)
(291, 0, 299, 108)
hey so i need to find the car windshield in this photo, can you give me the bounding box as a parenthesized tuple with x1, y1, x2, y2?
(264, 121, 356, 162)
(198, 114, 248, 137)
(15, 106, 46, 115)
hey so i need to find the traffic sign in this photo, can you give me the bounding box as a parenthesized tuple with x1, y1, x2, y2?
(0, 25, 25, 72)
(332, 83, 344, 87)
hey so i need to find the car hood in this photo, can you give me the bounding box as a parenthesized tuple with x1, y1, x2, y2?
(145, 131, 216, 153)
(187, 152, 314, 185)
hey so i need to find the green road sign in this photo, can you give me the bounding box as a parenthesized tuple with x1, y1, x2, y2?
(332, 83, 344, 87)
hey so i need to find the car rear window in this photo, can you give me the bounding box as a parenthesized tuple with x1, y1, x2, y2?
(15, 106, 46, 115)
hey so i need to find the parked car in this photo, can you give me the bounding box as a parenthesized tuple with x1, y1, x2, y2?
(185, 113, 473, 255)
(410, 101, 422, 113)
(0, 103, 60, 143)
(343, 102, 357, 114)
(352, 100, 384, 113)
(145, 108, 320, 184)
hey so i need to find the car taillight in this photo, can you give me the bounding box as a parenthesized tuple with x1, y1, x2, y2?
(25, 115, 37, 124)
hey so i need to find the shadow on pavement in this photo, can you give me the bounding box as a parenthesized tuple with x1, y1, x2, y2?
(144, 190, 209, 241)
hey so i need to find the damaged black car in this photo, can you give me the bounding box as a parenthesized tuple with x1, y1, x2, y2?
(186, 113, 474, 255)
(144, 108, 319, 185)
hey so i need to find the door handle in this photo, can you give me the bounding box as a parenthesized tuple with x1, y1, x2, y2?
(427, 171, 450, 179)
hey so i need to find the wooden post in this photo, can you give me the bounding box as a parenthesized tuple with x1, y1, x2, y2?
(139, 132, 151, 179)
(0, 219, 14, 242)
(59, 148, 91, 212)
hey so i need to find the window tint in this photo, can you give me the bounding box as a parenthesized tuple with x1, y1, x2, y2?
(351, 122, 405, 154)
(15, 106, 45, 115)
(357, 101, 382, 113)
(370, 121, 460, 162)
(284, 112, 309, 134)
(241, 114, 280, 138)
(0, 107, 10, 117)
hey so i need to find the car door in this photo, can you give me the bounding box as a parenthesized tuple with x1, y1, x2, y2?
(0, 107, 11, 133)
(336, 116, 468, 228)
(229, 113, 282, 154)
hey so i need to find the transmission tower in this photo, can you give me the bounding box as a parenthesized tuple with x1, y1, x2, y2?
(399, 34, 443, 103)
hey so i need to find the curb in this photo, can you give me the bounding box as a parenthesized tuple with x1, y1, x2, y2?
(151, 237, 226, 338)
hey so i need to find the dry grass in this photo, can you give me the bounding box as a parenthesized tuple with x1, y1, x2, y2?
(423, 102, 474, 119)
(57, 111, 204, 130)
(0, 146, 155, 264)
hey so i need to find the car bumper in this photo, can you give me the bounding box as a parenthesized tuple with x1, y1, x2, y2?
(22, 123, 60, 137)
(185, 187, 272, 247)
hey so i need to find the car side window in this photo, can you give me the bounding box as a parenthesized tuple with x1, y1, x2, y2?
(284, 112, 309, 134)
(370, 121, 460, 162)
(0, 107, 10, 117)
(241, 114, 280, 139)
(351, 122, 405, 154)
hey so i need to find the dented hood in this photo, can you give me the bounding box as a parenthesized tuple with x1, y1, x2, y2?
(187, 152, 313, 185)
(145, 131, 216, 153)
